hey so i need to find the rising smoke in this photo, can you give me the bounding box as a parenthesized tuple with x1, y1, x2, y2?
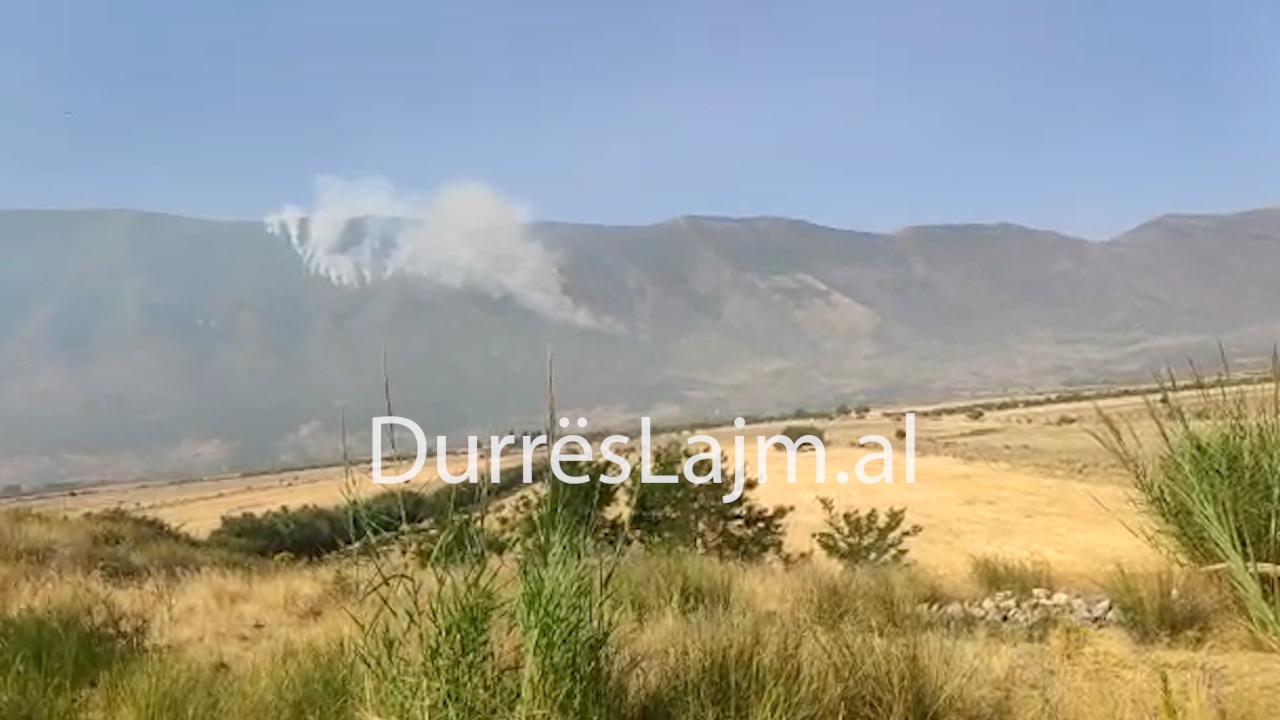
(265, 176, 602, 328)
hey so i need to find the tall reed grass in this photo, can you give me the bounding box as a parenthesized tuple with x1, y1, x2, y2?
(1094, 366, 1280, 645)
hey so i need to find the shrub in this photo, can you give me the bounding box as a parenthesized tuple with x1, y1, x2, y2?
(624, 443, 793, 562)
(813, 497, 922, 569)
(779, 424, 825, 447)
(513, 443, 793, 563)
(791, 407, 828, 420)
(209, 504, 356, 559)
(210, 463, 537, 559)
(969, 555, 1055, 597)
(83, 510, 236, 580)
(500, 462, 623, 550)
(85, 509, 190, 546)
(0, 509, 237, 580)
(965, 409, 985, 421)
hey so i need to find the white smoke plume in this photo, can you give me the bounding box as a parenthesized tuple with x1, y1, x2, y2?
(265, 176, 601, 328)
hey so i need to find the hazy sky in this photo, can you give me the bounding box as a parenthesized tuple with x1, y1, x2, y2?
(2, 1, 1277, 237)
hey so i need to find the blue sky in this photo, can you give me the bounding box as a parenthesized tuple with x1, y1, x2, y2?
(2, 1, 1277, 238)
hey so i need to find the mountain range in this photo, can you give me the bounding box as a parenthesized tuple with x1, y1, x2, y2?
(3, 205, 1280, 487)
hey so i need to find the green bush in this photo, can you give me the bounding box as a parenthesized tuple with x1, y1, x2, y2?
(208, 504, 357, 559)
(790, 407, 828, 421)
(623, 443, 793, 563)
(779, 424, 825, 447)
(813, 497, 921, 569)
(210, 463, 536, 559)
(509, 444, 794, 564)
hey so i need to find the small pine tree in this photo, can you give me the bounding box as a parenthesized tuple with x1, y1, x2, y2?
(812, 497, 921, 569)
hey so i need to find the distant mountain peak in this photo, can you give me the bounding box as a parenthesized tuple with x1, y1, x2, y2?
(1116, 205, 1280, 242)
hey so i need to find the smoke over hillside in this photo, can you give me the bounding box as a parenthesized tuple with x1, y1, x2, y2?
(265, 176, 604, 328)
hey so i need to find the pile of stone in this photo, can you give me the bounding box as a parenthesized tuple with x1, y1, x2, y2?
(921, 589, 1120, 629)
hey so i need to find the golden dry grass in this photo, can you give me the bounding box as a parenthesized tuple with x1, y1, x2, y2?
(6, 546, 1279, 718)
(0, 386, 1206, 575)
(0, 455, 481, 535)
(0, 563, 351, 662)
(5, 382, 1280, 717)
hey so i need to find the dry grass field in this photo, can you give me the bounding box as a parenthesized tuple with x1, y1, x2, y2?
(0, 456, 479, 535)
(5, 382, 1280, 718)
(3, 385, 1189, 575)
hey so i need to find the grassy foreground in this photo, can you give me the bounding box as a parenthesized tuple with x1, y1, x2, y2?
(5, 377, 1280, 719)
(0, 510, 1278, 719)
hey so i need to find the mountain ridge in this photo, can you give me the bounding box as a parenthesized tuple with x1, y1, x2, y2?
(2, 204, 1279, 486)
(12, 204, 1273, 241)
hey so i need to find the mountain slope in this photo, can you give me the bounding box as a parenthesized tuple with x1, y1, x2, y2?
(2, 206, 1279, 485)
